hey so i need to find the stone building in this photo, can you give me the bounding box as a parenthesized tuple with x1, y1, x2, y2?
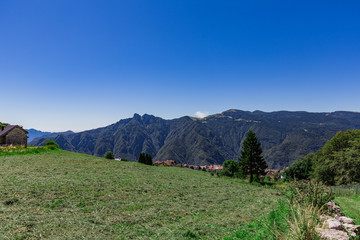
(0, 125, 28, 147)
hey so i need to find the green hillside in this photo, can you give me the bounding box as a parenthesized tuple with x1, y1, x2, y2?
(0, 150, 281, 239)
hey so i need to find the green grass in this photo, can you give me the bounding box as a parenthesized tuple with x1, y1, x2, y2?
(0, 146, 53, 156)
(332, 185, 360, 197)
(335, 196, 360, 225)
(224, 199, 290, 240)
(0, 150, 282, 239)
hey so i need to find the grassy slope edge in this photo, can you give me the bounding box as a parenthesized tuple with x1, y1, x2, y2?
(335, 196, 360, 225)
(0, 150, 281, 239)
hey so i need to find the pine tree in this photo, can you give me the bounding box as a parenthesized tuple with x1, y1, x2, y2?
(239, 130, 268, 183)
(145, 153, 153, 165)
(138, 153, 145, 164)
(138, 152, 153, 165)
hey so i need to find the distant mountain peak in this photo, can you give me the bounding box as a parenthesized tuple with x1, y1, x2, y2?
(133, 113, 141, 120)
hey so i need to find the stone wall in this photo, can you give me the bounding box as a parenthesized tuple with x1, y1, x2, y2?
(5, 128, 28, 146)
(316, 201, 360, 239)
(0, 136, 5, 144)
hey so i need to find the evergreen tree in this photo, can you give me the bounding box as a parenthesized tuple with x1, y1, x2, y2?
(138, 152, 153, 165)
(138, 153, 145, 164)
(239, 130, 268, 183)
(145, 153, 153, 165)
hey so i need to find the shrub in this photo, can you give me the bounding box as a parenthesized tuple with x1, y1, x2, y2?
(104, 151, 115, 159)
(265, 174, 271, 182)
(222, 160, 240, 177)
(121, 158, 129, 162)
(283, 153, 313, 181)
(44, 140, 59, 150)
(287, 180, 334, 208)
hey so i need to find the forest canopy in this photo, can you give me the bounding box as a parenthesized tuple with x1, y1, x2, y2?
(284, 129, 360, 185)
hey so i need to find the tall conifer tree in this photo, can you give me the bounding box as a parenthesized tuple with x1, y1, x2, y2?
(239, 130, 268, 183)
(138, 152, 153, 165)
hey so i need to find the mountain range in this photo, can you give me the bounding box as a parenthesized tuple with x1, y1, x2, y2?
(30, 109, 360, 169)
(27, 129, 74, 142)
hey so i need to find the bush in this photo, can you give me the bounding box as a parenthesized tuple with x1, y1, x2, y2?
(265, 174, 271, 182)
(283, 153, 313, 181)
(121, 158, 129, 162)
(44, 140, 59, 150)
(104, 151, 115, 159)
(222, 160, 240, 177)
(287, 180, 334, 208)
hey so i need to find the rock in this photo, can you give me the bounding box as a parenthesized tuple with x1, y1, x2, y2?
(320, 214, 332, 222)
(316, 228, 349, 240)
(326, 201, 344, 216)
(338, 216, 355, 225)
(323, 218, 344, 230)
(343, 223, 360, 236)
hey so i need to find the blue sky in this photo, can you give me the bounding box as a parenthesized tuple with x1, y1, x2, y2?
(1, 0, 360, 132)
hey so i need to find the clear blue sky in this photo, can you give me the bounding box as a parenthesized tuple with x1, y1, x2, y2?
(1, 0, 360, 132)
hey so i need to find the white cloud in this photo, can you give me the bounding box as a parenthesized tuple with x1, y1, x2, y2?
(195, 111, 208, 118)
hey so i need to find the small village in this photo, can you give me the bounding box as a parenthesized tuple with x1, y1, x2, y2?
(152, 159, 286, 180)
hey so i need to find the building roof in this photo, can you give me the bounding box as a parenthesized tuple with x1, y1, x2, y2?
(0, 125, 28, 137)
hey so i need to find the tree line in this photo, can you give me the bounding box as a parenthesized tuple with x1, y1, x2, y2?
(284, 129, 360, 185)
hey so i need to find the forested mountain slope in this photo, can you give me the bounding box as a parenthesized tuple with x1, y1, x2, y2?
(30, 110, 360, 169)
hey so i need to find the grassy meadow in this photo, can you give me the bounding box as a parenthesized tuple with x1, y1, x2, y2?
(0, 145, 53, 157)
(333, 184, 360, 224)
(335, 196, 360, 224)
(0, 150, 282, 239)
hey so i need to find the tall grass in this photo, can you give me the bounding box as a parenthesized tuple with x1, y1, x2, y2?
(333, 184, 360, 225)
(226, 180, 332, 240)
(332, 184, 360, 197)
(285, 203, 322, 240)
(282, 180, 332, 239)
